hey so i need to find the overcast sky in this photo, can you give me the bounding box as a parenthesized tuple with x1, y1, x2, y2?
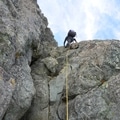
(37, 0, 120, 46)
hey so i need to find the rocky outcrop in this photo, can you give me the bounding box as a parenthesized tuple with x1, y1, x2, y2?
(0, 0, 120, 120)
(26, 40, 120, 120)
(0, 67, 15, 119)
(0, 0, 57, 120)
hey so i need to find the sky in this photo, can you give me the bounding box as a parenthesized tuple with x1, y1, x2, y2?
(37, 0, 120, 46)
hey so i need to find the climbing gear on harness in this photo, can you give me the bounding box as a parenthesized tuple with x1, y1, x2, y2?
(69, 43, 79, 49)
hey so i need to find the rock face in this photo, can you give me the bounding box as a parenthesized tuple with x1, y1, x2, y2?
(0, 0, 57, 120)
(0, 0, 120, 120)
(31, 40, 120, 120)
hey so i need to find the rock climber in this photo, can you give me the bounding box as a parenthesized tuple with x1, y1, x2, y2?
(64, 30, 77, 48)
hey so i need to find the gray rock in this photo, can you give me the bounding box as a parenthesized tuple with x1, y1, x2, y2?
(1, 0, 120, 120)
(23, 59, 49, 120)
(0, 67, 15, 120)
(0, 0, 57, 120)
(22, 40, 120, 120)
(56, 40, 120, 120)
(42, 57, 58, 75)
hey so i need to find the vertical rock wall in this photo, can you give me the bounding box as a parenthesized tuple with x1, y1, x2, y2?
(0, 0, 57, 120)
(1, 0, 120, 120)
(23, 40, 120, 120)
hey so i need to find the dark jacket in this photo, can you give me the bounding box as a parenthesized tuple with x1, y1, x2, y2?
(64, 36, 77, 47)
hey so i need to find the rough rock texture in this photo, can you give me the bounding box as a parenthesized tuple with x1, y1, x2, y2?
(23, 40, 120, 120)
(0, 0, 57, 120)
(0, 0, 120, 120)
(0, 67, 15, 119)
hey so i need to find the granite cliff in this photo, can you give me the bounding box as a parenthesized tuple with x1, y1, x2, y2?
(0, 0, 120, 120)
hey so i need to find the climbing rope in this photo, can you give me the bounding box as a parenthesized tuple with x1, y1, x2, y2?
(65, 44, 79, 120)
(65, 49, 69, 120)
